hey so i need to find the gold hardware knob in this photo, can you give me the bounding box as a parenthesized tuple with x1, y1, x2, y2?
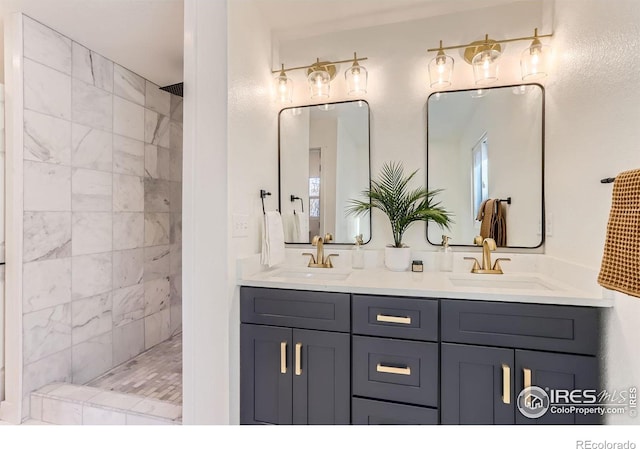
(376, 363, 411, 376)
(502, 364, 511, 404)
(280, 342, 287, 374)
(324, 233, 333, 243)
(493, 258, 511, 273)
(464, 257, 481, 272)
(295, 343, 302, 376)
(302, 252, 316, 266)
(376, 314, 411, 325)
(324, 254, 339, 268)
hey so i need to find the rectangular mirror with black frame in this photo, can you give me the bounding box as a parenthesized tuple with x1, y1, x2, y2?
(427, 84, 544, 248)
(279, 100, 371, 245)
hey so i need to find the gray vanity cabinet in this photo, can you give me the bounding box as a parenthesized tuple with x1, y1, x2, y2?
(441, 343, 515, 424)
(240, 287, 351, 425)
(351, 294, 440, 425)
(440, 300, 601, 425)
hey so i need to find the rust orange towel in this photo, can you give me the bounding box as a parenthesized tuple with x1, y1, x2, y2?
(598, 169, 640, 298)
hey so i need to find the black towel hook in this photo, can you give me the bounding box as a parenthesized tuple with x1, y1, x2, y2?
(601, 177, 616, 184)
(260, 190, 272, 215)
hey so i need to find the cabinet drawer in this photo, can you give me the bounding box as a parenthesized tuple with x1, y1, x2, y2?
(352, 398, 438, 425)
(441, 300, 600, 355)
(240, 287, 350, 332)
(352, 336, 438, 407)
(352, 294, 438, 341)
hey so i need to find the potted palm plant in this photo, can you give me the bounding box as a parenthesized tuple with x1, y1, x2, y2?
(347, 161, 452, 271)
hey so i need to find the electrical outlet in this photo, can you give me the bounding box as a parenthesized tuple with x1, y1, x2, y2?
(232, 213, 249, 238)
(545, 213, 553, 237)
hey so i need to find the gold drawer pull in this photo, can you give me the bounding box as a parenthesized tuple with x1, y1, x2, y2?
(376, 363, 411, 376)
(502, 364, 511, 405)
(295, 343, 302, 376)
(376, 314, 411, 325)
(280, 342, 287, 374)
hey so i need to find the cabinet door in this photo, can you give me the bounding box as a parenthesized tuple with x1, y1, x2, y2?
(292, 329, 350, 425)
(441, 343, 515, 424)
(240, 324, 292, 425)
(515, 350, 599, 425)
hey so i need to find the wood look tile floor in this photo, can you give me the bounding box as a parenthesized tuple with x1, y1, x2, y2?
(86, 333, 182, 405)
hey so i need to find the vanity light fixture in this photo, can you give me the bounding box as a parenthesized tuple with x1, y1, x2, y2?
(345, 52, 368, 95)
(427, 28, 552, 89)
(428, 41, 454, 88)
(521, 28, 551, 80)
(271, 53, 368, 101)
(273, 64, 293, 104)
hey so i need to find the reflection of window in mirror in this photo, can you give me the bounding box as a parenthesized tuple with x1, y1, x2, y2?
(471, 134, 489, 220)
(309, 148, 321, 239)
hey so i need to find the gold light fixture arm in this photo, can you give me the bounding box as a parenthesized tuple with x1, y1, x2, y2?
(272, 56, 369, 74)
(427, 28, 552, 53)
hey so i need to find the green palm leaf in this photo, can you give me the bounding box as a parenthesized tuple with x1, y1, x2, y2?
(346, 161, 453, 247)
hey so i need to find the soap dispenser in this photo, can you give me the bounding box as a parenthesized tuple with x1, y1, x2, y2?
(439, 235, 453, 272)
(352, 234, 365, 269)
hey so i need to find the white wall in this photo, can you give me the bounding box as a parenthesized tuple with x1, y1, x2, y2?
(545, 0, 640, 424)
(0, 84, 5, 403)
(227, 0, 279, 424)
(182, 0, 229, 424)
(278, 1, 547, 249)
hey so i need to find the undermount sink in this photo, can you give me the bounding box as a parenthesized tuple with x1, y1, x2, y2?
(448, 274, 558, 291)
(269, 269, 351, 282)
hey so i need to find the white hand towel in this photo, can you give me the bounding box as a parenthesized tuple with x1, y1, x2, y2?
(291, 212, 301, 243)
(294, 211, 309, 243)
(261, 211, 285, 267)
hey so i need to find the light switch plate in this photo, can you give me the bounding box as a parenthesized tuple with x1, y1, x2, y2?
(232, 213, 249, 238)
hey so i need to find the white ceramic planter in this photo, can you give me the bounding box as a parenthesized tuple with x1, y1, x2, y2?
(384, 246, 411, 272)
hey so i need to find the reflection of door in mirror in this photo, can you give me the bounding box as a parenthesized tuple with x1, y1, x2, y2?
(309, 148, 321, 239)
(471, 134, 489, 220)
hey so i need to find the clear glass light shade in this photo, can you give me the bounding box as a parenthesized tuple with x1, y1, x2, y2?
(308, 69, 331, 99)
(273, 72, 293, 104)
(521, 42, 551, 80)
(428, 53, 454, 88)
(345, 64, 368, 95)
(472, 48, 500, 86)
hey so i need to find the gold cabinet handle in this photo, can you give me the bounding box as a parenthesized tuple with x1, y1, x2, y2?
(502, 364, 511, 404)
(280, 342, 287, 374)
(523, 368, 532, 407)
(376, 363, 411, 376)
(523, 368, 532, 389)
(295, 343, 302, 376)
(376, 314, 411, 325)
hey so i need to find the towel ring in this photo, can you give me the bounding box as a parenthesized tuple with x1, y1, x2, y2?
(290, 195, 304, 213)
(260, 190, 272, 215)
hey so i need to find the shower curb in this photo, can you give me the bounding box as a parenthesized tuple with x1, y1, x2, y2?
(29, 382, 182, 425)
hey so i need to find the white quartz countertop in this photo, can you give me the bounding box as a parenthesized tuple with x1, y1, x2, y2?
(238, 265, 614, 308)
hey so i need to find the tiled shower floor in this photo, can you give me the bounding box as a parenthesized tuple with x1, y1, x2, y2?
(86, 333, 182, 405)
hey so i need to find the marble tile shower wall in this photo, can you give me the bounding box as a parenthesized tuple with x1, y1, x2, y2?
(20, 16, 182, 417)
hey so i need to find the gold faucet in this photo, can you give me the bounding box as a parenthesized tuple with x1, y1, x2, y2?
(302, 235, 339, 268)
(464, 236, 510, 274)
